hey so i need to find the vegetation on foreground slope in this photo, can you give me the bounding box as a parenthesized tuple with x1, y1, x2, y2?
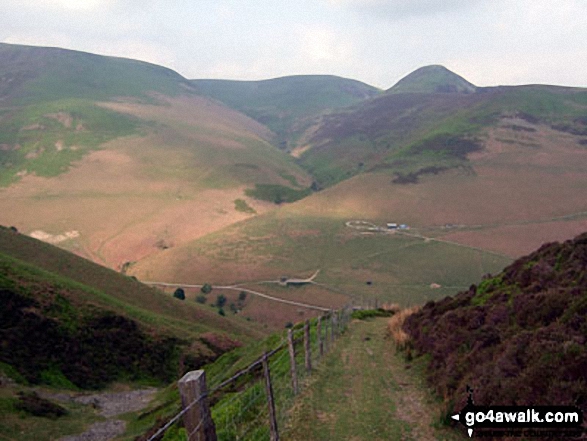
(403, 232, 587, 418)
(0, 226, 267, 391)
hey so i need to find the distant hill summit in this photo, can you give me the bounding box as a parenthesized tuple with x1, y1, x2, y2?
(387, 65, 476, 94)
(0, 42, 192, 104)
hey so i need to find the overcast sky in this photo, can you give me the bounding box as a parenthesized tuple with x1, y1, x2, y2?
(1, 0, 585, 89)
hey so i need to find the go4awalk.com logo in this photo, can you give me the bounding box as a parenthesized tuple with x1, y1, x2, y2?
(451, 387, 585, 438)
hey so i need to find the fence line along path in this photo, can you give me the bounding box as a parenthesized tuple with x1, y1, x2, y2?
(148, 306, 353, 441)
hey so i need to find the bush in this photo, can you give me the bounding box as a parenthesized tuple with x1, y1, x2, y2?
(173, 288, 185, 300)
(201, 284, 212, 294)
(351, 308, 393, 320)
(218, 308, 225, 316)
(195, 295, 207, 304)
(216, 295, 227, 308)
(238, 291, 247, 302)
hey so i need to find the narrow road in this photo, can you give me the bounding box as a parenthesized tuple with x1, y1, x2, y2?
(143, 281, 331, 312)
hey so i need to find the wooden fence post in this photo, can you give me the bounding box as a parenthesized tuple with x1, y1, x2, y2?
(304, 320, 312, 372)
(330, 311, 335, 343)
(262, 353, 279, 441)
(317, 316, 324, 357)
(287, 329, 299, 395)
(178, 370, 217, 441)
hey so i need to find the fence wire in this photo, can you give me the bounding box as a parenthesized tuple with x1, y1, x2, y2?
(148, 306, 353, 441)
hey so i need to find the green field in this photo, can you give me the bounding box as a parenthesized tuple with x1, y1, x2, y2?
(132, 211, 511, 308)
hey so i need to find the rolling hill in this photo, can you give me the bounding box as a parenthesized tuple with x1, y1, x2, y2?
(0, 43, 313, 270)
(191, 75, 380, 149)
(132, 68, 587, 310)
(0, 225, 267, 388)
(1, 44, 586, 328)
(296, 79, 587, 187)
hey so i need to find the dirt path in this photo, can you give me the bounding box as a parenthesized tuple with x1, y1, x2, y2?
(284, 318, 464, 440)
(143, 281, 331, 312)
(44, 388, 157, 441)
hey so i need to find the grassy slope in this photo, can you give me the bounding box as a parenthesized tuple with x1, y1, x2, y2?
(131, 207, 510, 309)
(0, 42, 190, 104)
(0, 42, 193, 186)
(299, 82, 587, 187)
(0, 43, 314, 270)
(0, 226, 268, 440)
(0, 227, 266, 342)
(192, 75, 380, 146)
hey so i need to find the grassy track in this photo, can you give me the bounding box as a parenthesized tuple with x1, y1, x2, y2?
(284, 318, 464, 441)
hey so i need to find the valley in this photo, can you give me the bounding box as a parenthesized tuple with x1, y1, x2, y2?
(0, 41, 586, 440)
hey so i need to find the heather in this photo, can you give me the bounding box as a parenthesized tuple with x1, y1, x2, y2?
(403, 232, 587, 415)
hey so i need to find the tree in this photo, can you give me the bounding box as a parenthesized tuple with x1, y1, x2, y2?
(218, 308, 225, 316)
(195, 295, 207, 304)
(201, 284, 212, 294)
(216, 294, 227, 308)
(173, 288, 185, 300)
(238, 291, 247, 302)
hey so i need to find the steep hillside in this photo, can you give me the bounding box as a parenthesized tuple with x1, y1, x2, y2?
(0, 43, 312, 269)
(387, 65, 476, 94)
(297, 71, 587, 187)
(0, 225, 267, 389)
(403, 232, 587, 416)
(192, 75, 380, 148)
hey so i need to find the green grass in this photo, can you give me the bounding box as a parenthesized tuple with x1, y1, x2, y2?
(0, 99, 139, 185)
(284, 318, 463, 440)
(160, 212, 510, 307)
(0, 227, 267, 342)
(0, 385, 103, 441)
(388, 65, 476, 94)
(0, 43, 189, 105)
(192, 75, 380, 144)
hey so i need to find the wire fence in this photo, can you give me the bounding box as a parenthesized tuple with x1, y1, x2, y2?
(146, 306, 353, 441)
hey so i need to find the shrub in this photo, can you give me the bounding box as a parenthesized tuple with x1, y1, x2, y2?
(195, 295, 207, 304)
(351, 308, 393, 320)
(216, 295, 227, 308)
(201, 284, 212, 294)
(387, 306, 420, 351)
(218, 308, 225, 316)
(238, 291, 247, 302)
(173, 288, 185, 300)
(234, 199, 256, 214)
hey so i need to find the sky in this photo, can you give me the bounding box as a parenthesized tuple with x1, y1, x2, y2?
(0, 0, 585, 89)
